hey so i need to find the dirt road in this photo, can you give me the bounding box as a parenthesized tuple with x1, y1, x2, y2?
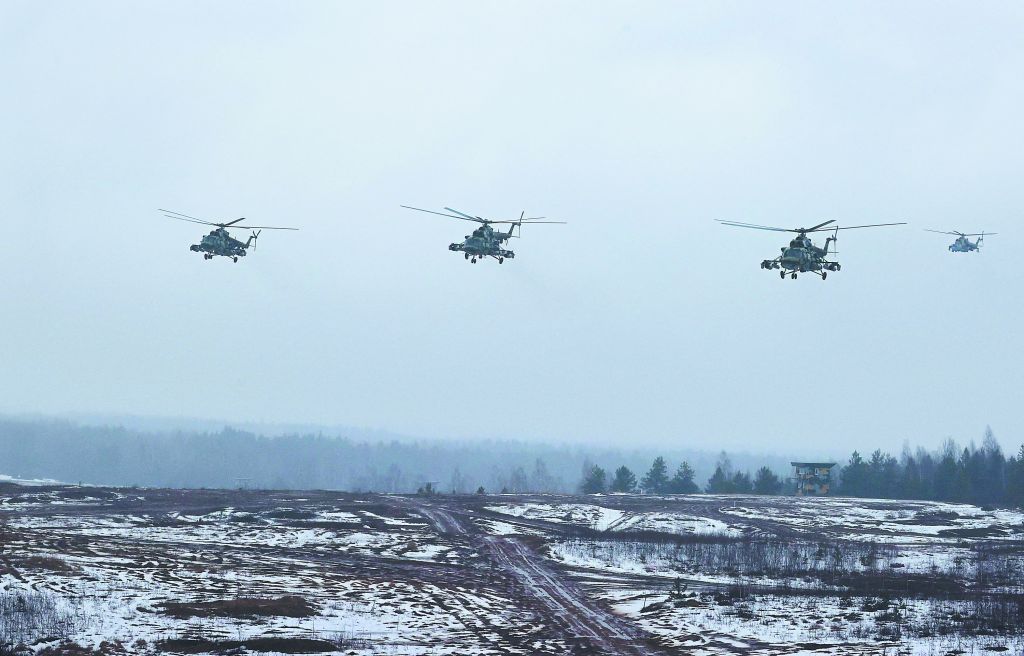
(398, 497, 667, 656)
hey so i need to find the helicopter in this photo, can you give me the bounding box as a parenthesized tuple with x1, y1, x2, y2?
(718, 219, 907, 279)
(160, 209, 298, 262)
(400, 205, 565, 263)
(924, 229, 996, 253)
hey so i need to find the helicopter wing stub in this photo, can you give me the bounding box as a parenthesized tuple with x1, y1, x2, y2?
(401, 205, 483, 223)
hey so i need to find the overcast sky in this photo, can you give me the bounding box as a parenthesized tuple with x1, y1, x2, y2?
(1, 1, 1022, 457)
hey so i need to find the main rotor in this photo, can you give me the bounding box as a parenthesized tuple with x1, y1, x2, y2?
(718, 219, 907, 235)
(160, 209, 298, 232)
(924, 229, 996, 238)
(401, 205, 566, 227)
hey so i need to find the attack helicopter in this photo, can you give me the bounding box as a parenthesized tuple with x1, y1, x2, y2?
(924, 229, 995, 253)
(400, 205, 565, 263)
(160, 209, 298, 262)
(718, 219, 906, 280)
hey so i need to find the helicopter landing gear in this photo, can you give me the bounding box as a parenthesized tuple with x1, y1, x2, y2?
(464, 253, 469, 260)
(471, 258, 477, 263)
(822, 271, 827, 280)
(232, 256, 238, 263)
(498, 257, 504, 263)
(791, 273, 798, 279)
(780, 271, 786, 279)
(203, 253, 212, 260)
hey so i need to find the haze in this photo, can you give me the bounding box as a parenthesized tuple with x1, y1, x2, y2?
(1, 1, 1022, 456)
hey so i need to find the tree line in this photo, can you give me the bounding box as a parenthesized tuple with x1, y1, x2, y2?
(3, 416, 1021, 507)
(579, 454, 785, 495)
(836, 428, 1024, 506)
(578, 428, 1024, 508)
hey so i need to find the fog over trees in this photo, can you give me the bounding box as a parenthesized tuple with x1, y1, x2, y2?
(0, 416, 792, 493)
(2, 417, 1020, 506)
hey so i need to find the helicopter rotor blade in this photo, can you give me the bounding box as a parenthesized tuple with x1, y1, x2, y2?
(804, 220, 836, 232)
(829, 222, 907, 231)
(443, 207, 489, 223)
(222, 217, 247, 227)
(226, 225, 299, 230)
(401, 205, 483, 223)
(159, 209, 223, 227)
(160, 208, 214, 223)
(163, 214, 218, 226)
(484, 220, 566, 224)
(924, 229, 964, 236)
(717, 220, 795, 233)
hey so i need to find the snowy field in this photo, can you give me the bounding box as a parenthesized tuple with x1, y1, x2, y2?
(2, 485, 1022, 655)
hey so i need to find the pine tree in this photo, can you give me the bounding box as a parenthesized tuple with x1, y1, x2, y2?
(705, 466, 732, 493)
(1006, 445, 1024, 507)
(932, 448, 959, 501)
(641, 457, 670, 494)
(899, 446, 924, 499)
(668, 462, 699, 494)
(839, 451, 868, 496)
(731, 471, 753, 493)
(580, 465, 608, 494)
(753, 466, 782, 495)
(609, 466, 638, 493)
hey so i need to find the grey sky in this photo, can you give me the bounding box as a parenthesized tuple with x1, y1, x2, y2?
(1, 1, 1022, 456)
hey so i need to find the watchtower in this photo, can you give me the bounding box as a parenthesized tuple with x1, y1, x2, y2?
(790, 462, 836, 496)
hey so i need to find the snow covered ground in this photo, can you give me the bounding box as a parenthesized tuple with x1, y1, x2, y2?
(2, 486, 1022, 655)
(712, 495, 1024, 541)
(485, 502, 742, 536)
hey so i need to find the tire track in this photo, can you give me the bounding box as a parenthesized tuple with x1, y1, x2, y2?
(398, 497, 666, 656)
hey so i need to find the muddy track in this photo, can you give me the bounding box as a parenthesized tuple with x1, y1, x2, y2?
(396, 497, 668, 656)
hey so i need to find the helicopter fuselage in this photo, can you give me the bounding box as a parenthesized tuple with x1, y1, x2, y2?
(949, 236, 980, 252)
(762, 233, 840, 278)
(448, 224, 515, 262)
(190, 228, 252, 261)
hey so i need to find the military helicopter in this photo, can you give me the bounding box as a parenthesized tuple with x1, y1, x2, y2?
(718, 219, 906, 279)
(924, 229, 996, 253)
(400, 205, 565, 263)
(160, 209, 298, 262)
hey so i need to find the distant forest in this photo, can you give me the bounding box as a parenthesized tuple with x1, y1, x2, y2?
(1, 417, 1020, 507)
(0, 417, 791, 493)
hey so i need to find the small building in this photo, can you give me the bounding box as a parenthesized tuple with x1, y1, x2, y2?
(790, 462, 837, 496)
